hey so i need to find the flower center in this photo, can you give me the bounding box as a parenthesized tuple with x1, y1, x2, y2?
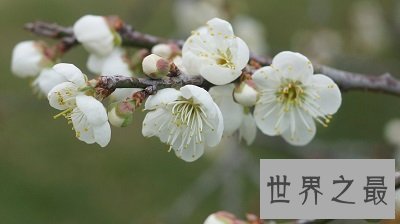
(167, 98, 214, 152)
(216, 49, 235, 69)
(276, 80, 305, 105)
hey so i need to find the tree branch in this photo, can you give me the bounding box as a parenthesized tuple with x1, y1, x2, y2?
(24, 20, 400, 96)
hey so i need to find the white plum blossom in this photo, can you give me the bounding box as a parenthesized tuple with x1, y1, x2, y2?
(33, 63, 87, 95)
(73, 15, 117, 56)
(182, 18, 249, 85)
(209, 84, 257, 145)
(142, 85, 223, 162)
(253, 51, 341, 146)
(11, 40, 52, 78)
(47, 64, 111, 147)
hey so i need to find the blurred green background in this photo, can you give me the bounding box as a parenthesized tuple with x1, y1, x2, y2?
(1, 0, 400, 223)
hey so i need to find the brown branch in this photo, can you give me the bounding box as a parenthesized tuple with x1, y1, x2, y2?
(24, 20, 400, 97)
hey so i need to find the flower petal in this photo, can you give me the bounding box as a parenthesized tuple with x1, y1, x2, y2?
(234, 37, 250, 70)
(75, 95, 108, 125)
(200, 64, 241, 85)
(34, 68, 67, 95)
(180, 85, 216, 117)
(272, 51, 314, 82)
(307, 74, 342, 115)
(52, 63, 86, 87)
(144, 88, 181, 110)
(209, 84, 243, 135)
(142, 108, 171, 137)
(174, 141, 205, 162)
(281, 108, 316, 146)
(73, 15, 114, 56)
(87, 54, 106, 74)
(48, 82, 80, 110)
(252, 66, 282, 91)
(204, 102, 224, 147)
(71, 107, 95, 144)
(93, 122, 111, 147)
(239, 112, 257, 145)
(254, 101, 289, 136)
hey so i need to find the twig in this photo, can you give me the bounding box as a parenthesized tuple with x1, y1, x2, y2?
(24, 20, 400, 97)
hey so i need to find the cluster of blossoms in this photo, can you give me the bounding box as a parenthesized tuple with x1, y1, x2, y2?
(11, 15, 342, 162)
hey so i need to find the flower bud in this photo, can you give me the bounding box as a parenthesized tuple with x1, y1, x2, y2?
(151, 43, 180, 59)
(142, 54, 171, 79)
(107, 100, 136, 127)
(11, 41, 52, 78)
(204, 211, 241, 224)
(233, 80, 258, 107)
(73, 15, 116, 56)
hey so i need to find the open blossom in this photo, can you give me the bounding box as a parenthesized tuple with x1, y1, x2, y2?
(142, 85, 223, 162)
(73, 15, 117, 56)
(209, 84, 256, 145)
(47, 65, 111, 147)
(182, 18, 249, 85)
(253, 51, 341, 146)
(33, 63, 87, 95)
(11, 40, 52, 78)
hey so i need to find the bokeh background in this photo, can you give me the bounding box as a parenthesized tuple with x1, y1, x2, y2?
(1, 0, 400, 223)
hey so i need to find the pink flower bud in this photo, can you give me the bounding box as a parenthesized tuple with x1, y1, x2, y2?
(107, 100, 136, 127)
(142, 54, 171, 79)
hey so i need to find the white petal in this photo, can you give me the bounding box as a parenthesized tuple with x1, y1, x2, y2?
(252, 66, 281, 91)
(93, 122, 111, 147)
(254, 102, 289, 136)
(204, 102, 224, 147)
(73, 15, 114, 56)
(207, 18, 234, 37)
(281, 109, 316, 146)
(71, 107, 95, 144)
(180, 85, 216, 117)
(48, 82, 80, 110)
(142, 108, 170, 137)
(75, 95, 108, 125)
(144, 88, 181, 110)
(11, 41, 45, 78)
(174, 141, 205, 162)
(52, 63, 86, 87)
(101, 48, 133, 77)
(272, 51, 314, 82)
(307, 74, 342, 115)
(209, 84, 243, 135)
(181, 51, 202, 76)
(87, 54, 106, 74)
(239, 112, 257, 145)
(234, 37, 250, 70)
(34, 68, 67, 95)
(200, 64, 241, 85)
